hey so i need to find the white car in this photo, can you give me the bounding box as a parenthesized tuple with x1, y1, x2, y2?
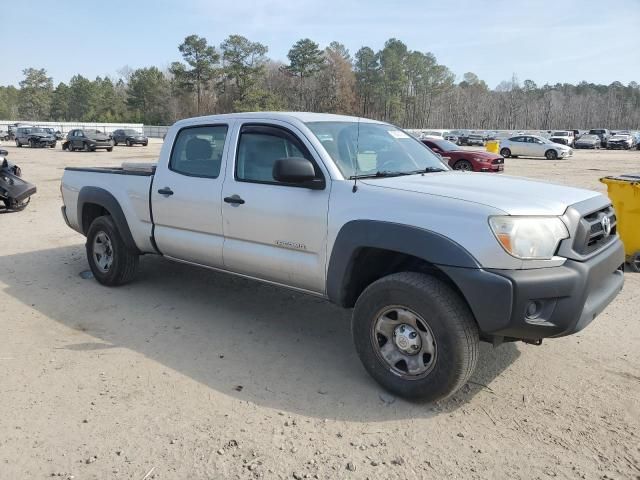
(549, 130, 575, 147)
(499, 134, 573, 160)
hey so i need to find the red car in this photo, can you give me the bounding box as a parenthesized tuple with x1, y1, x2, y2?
(421, 138, 504, 172)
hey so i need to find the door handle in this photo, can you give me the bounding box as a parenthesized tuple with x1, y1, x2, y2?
(224, 195, 245, 205)
(157, 187, 174, 196)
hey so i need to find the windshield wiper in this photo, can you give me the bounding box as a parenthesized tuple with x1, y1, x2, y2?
(404, 167, 448, 174)
(349, 171, 414, 179)
(349, 167, 447, 179)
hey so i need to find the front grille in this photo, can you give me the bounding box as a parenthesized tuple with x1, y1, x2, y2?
(573, 205, 617, 255)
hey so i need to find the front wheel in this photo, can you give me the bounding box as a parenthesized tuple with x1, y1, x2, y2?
(500, 148, 511, 158)
(545, 149, 558, 160)
(629, 252, 640, 273)
(352, 272, 479, 401)
(86, 215, 139, 286)
(453, 160, 474, 171)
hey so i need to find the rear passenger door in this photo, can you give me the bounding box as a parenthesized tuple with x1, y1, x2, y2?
(151, 123, 231, 267)
(509, 136, 526, 156)
(221, 121, 330, 293)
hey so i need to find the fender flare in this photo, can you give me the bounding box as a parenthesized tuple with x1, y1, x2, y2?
(326, 220, 481, 306)
(77, 186, 140, 254)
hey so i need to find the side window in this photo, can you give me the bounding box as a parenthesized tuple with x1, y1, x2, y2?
(169, 125, 228, 178)
(236, 125, 318, 184)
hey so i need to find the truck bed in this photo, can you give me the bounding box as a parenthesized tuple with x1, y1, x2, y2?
(61, 163, 157, 253)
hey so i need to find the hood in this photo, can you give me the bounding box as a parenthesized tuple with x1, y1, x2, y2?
(548, 141, 571, 150)
(87, 133, 111, 141)
(459, 150, 501, 160)
(361, 171, 599, 216)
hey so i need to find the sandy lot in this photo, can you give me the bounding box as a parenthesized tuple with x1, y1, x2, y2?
(1, 140, 639, 480)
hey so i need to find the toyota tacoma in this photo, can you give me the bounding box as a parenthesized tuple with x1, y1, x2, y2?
(60, 113, 624, 401)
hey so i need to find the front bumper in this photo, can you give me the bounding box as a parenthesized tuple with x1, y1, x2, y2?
(440, 238, 625, 340)
(127, 138, 148, 145)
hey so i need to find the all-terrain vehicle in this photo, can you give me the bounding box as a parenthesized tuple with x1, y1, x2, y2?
(0, 149, 37, 211)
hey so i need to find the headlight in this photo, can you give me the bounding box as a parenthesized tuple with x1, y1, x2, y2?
(489, 216, 569, 259)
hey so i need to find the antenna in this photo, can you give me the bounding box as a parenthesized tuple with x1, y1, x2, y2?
(352, 116, 361, 193)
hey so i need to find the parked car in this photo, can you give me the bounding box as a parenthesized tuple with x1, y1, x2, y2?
(588, 129, 611, 147)
(63, 129, 114, 152)
(574, 134, 602, 149)
(499, 135, 573, 159)
(466, 133, 485, 146)
(40, 127, 64, 141)
(15, 126, 57, 148)
(112, 129, 149, 147)
(443, 134, 459, 144)
(450, 130, 469, 145)
(549, 131, 575, 147)
(60, 112, 624, 401)
(606, 133, 635, 150)
(0, 130, 9, 141)
(421, 138, 504, 172)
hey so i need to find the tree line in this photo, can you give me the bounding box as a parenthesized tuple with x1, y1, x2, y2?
(1, 35, 639, 129)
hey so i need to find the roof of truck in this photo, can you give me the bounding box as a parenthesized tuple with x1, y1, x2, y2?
(173, 111, 387, 127)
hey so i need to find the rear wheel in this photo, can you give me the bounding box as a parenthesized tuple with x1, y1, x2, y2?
(86, 215, 139, 286)
(545, 149, 558, 160)
(113, 139, 118, 146)
(127, 140, 132, 147)
(107, 147, 113, 152)
(453, 159, 474, 171)
(83, 142, 90, 152)
(500, 148, 511, 158)
(29, 138, 37, 148)
(15, 140, 21, 148)
(352, 272, 479, 401)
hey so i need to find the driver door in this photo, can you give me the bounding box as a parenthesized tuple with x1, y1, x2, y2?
(221, 121, 330, 293)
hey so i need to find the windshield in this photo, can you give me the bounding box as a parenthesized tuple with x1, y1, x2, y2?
(589, 130, 604, 134)
(426, 139, 459, 152)
(306, 121, 448, 178)
(124, 129, 139, 135)
(31, 128, 46, 133)
(580, 135, 597, 140)
(552, 131, 568, 136)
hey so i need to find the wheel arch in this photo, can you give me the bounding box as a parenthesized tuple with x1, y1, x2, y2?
(77, 186, 140, 254)
(326, 221, 481, 308)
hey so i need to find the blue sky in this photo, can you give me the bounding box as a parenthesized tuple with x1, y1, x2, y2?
(5, 0, 639, 88)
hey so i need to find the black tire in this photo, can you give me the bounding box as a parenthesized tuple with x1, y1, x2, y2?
(143, 142, 148, 147)
(86, 215, 139, 286)
(29, 138, 37, 148)
(127, 140, 132, 147)
(453, 159, 474, 171)
(545, 149, 558, 160)
(500, 148, 511, 158)
(113, 139, 118, 146)
(83, 142, 90, 152)
(16, 140, 21, 148)
(107, 147, 113, 152)
(352, 272, 479, 401)
(629, 252, 640, 273)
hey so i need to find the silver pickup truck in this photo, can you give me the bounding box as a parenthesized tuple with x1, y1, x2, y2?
(61, 112, 624, 401)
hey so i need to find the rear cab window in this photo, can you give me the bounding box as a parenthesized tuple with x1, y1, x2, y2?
(169, 125, 228, 178)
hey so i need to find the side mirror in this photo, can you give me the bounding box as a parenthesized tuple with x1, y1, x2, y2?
(273, 157, 323, 189)
(0, 149, 8, 157)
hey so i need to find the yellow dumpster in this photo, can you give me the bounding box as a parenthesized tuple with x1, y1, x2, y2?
(486, 140, 500, 154)
(600, 174, 640, 271)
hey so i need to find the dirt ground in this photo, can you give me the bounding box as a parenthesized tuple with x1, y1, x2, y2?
(1, 140, 639, 480)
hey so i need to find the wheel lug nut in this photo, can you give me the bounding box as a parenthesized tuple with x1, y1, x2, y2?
(409, 332, 417, 339)
(412, 344, 419, 349)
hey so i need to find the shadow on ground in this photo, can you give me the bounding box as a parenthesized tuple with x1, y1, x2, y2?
(0, 245, 520, 421)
